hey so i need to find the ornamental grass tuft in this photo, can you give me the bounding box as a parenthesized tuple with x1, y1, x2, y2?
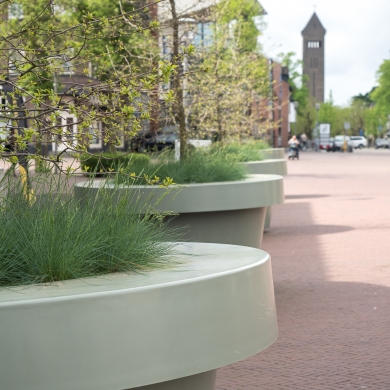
(116, 147, 248, 185)
(0, 171, 180, 287)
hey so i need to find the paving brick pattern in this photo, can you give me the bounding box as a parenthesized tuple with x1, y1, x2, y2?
(216, 150, 390, 390)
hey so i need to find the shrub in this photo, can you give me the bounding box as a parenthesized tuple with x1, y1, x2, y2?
(0, 172, 180, 287)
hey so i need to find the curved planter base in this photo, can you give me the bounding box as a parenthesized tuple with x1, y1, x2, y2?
(242, 160, 287, 231)
(261, 148, 285, 160)
(168, 207, 266, 248)
(244, 159, 287, 176)
(0, 243, 277, 390)
(75, 175, 284, 249)
(132, 370, 216, 390)
(264, 206, 272, 230)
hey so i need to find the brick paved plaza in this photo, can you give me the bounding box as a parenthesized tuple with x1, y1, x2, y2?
(216, 150, 390, 390)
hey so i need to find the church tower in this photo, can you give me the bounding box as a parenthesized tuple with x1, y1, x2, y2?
(302, 13, 326, 103)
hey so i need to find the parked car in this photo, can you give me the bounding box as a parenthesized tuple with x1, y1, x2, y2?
(375, 138, 389, 149)
(350, 136, 368, 149)
(142, 132, 177, 151)
(331, 135, 354, 152)
(131, 125, 178, 152)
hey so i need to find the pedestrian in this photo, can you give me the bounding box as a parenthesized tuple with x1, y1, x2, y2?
(288, 135, 300, 159)
(368, 134, 374, 148)
(301, 133, 308, 150)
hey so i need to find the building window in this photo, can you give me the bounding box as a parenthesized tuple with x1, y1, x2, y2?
(193, 22, 213, 48)
(0, 97, 10, 140)
(88, 121, 103, 149)
(162, 36, 169, 55)
(8, 3, 23, 19)
(308, 41, 321, 49)
(66, 117, 75, 143)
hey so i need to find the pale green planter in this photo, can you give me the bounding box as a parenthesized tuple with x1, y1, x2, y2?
(75, 174, 284, 249)
(0, 243, 278, 390)
(244, 159, 287, 176)
(261, 148, 285, 160)
(243, 159, 287, 230)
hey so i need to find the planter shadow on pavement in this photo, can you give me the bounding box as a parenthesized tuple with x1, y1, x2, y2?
(215, 197, 390, 390)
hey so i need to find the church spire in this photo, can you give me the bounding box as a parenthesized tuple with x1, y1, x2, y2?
(302, 13, 326, 102)
(302, 13, 326, 36)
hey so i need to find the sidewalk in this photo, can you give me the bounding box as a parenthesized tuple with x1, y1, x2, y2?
(216, 151, 390, 389)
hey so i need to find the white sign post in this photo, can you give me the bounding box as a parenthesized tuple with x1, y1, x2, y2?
(318, 123, 331, 150)
(175, 139, 212, 160)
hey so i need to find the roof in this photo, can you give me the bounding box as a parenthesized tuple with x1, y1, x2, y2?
(301, 12, 326, 36)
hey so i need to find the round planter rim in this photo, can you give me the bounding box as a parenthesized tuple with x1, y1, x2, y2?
(0, 243, 270, 304)
(0, 243, 278, 390)
(244, 158, 286, 164)
(75, 174, 285, 213)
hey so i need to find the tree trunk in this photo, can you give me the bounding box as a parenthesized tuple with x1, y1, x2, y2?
(148, 0, 160, 137)
(216, 96, 224, 143)
(169, 0, 187, 160)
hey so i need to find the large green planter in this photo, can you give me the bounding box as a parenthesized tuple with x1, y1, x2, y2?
(244, 158, 287, 230)
(75, 174, 284, 249)
(0, 243, 278, 390)
(261, 148, 285, 160)
(244, 159, 287, 176)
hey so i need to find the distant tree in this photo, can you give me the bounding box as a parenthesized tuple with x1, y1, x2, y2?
(164, 0, 269, 147)
(277, 52, 309, 116)
(371, 60, 390, 114)
(187, 0, 269, 141)
(296, 102, 316, 138)
(0, 0, 176, 172)
(352, 87, 376, 107)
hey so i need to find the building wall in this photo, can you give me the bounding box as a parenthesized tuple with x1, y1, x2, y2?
(271, 61, 290, 148)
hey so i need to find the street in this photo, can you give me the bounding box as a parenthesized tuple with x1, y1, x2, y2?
(216, 149, 390, 389)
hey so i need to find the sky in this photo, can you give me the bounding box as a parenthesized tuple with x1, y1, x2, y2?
(259, 0, 390, 106)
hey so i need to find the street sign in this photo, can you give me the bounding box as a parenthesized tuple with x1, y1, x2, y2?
(319, 123, 331, 150)
(344, 122, 350, 130)
(319, 124, 330, 135)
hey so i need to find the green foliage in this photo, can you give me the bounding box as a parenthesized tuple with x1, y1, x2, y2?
(81, 152, 150, 175)
(187, 0, 269, 141)
(117, 148, 247, 185)
(278, 52, 309, 115)
(0, 0, 173, 169)
(318, 92, 367, 136)
(0, 172, 180, 287)
(352, 87, 376, 106)
(296, 102, 316, 137)
(218, 0, 265, 52)
(371, 60, 390, 114)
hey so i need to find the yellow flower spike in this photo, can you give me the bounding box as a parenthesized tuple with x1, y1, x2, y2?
(19, 165, 36, 205)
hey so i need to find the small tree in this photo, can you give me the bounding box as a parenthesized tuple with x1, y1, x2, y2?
(187, 0, 269, 142)
(0, 0, 175, 174)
